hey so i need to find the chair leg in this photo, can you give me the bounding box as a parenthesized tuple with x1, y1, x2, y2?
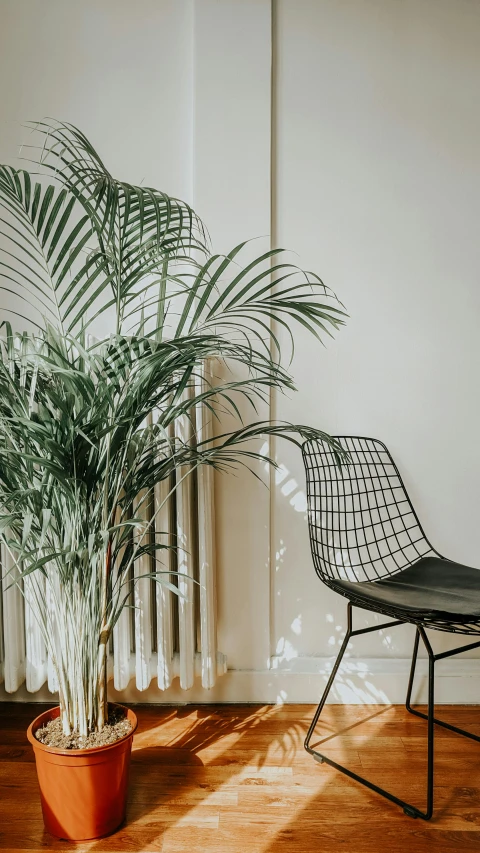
(304, 605, 435, 820)
(304, 603, 353, 756)
(406, 627, 480, 744)
(405, 626, 421, 713)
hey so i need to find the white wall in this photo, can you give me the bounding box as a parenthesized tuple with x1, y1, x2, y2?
(272, 0, 480, 680)
(1, 0, 480, 704)
(0, 0, 194, 200)
(193, 0, 273, 675)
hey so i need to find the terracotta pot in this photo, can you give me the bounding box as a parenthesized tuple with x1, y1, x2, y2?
(27, 703, 137, 841)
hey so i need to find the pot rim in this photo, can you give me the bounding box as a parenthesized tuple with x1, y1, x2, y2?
(26, 702, 138, 757)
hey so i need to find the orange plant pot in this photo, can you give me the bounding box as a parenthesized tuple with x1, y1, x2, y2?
(27, 703, 137, 841)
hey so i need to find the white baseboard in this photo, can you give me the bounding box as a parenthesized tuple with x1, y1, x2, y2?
(1, 656, 480, 705)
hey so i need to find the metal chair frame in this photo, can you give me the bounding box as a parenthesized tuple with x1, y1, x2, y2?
(302, 436, 480, 820)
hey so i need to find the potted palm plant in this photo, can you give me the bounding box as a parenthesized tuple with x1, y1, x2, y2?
(0, 121, 345, 840)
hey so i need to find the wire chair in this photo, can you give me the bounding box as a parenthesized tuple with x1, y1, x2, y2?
(302, 436, 480, 820)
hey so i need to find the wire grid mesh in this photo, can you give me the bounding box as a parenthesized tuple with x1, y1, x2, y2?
(302, 436, 439, 584)
(303, 436, 480, 634)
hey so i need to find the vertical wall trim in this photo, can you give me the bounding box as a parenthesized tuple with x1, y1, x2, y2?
(187, 0, 195, 207)
(268, 0, 277, 665)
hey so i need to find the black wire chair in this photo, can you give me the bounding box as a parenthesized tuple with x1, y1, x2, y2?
(302, 435, 480, 820)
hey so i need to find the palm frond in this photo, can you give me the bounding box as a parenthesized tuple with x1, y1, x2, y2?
(21, 120, 209, 334)
(0, 120, 347, 734)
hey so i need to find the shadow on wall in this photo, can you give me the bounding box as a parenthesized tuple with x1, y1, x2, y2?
(268, 444, 414, 691)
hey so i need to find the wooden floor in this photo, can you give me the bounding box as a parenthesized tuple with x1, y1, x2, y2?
(1, 703, 480, 852)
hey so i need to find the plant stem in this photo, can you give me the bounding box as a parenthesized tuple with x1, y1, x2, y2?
(97, 633, 109, 730)
(97, 537, 113, 729)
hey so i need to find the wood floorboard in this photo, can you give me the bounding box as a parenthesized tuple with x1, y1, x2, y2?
(1, 703, 480, 852)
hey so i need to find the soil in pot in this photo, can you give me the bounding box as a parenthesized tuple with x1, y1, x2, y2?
(27, 703, 137, 841)
(35, 706, 132, 750)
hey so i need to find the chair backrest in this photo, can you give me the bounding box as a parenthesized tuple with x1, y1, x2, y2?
(302, 436, 439, 584)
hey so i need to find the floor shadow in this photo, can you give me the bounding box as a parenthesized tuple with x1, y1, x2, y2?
(3, 700, 302, 851)
(6, 701, 479, 852)
(263, 705, 480, 853)
(85, 703, 294, 852)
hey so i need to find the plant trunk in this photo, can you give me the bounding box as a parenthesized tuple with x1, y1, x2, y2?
(97, 636, 109, 730)
(97, 538, 112, 730)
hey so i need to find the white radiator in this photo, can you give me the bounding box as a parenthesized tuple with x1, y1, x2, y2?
(0, 361, 226, 696)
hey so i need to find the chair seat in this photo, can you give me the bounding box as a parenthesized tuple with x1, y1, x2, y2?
(332, 556, 480, 624)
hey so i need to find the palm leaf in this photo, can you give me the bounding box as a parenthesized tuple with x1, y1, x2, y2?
(22, 120, 209, 333)
(0, 119, 347, 735)
(0, 165, 112, 333)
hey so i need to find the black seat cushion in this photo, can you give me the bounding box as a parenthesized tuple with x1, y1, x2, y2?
(331, 556, 480, 623)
